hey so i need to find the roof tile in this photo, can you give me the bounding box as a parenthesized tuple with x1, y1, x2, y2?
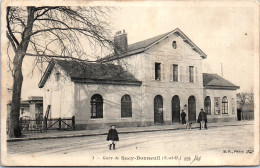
(203, 73, 239, 89)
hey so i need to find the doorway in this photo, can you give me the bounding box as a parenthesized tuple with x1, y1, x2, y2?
(154, 95, 163, 124)
(188, 96, 196, 122)
(172, 95, 180, 123)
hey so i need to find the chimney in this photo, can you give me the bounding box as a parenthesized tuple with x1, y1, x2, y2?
(114, 30, 128, 55)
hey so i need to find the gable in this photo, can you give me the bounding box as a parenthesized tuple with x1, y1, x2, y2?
(99, 28, 207, 62)
(146, 33, 202, 61)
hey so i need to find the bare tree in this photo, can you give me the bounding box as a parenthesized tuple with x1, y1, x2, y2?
(6, 6, 115, 137)
(237, 92, 254, 110)
(247, 93, 254, 105)
(236, 93, 247, 109)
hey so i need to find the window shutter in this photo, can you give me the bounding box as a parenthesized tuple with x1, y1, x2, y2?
(162, 64, 165, 80)
(170, 64, 173, 81)
(186, 66, 189, 82)
(151, 63, 155, 80)
(194, 67, 198, 83)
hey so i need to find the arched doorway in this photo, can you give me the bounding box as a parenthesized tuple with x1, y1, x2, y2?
(154, 95, 163, 124)
(188, 96, 196, 122)
(172, 95, 180, 123)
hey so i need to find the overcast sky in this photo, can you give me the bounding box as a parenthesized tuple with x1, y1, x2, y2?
(110, 6, 254, 92)
(4, 4, 255, 101)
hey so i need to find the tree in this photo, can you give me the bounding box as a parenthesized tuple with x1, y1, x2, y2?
(236, 92, 247, 109)
(6, 6, 114, 137)
(237, 92, 254, 110)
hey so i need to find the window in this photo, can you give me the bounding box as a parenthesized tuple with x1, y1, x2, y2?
(20, 108, 24, 115)
(189, 66, 194, 83)
(214, 97, 220, 115)
(90, 94, 103, 118)
(55, 72, 61, 81)
(204, 96, 211, 115)
(172, 41, 177, 49)
(222, 96, 228, 114)
(121, 95, 132, 117)
(232, 98, 235, 114)
(173, 64, 178, 82)
(155, 63, 161, 80)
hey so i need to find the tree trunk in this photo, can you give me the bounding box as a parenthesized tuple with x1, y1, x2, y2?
(8, 54, 24, 138)
(8, 7, 35, 138)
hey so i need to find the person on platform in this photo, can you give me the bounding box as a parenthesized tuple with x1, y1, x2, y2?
(106, 125, 119, 150)
(181, 110, 186, 124)
(197, 108, 207, 130)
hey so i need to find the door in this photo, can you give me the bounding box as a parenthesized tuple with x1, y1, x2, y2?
(154, 95, 163, 124)
(172, 95, 180, 123)
(237, 109, 242, 121)
(188, 96, 196, 122)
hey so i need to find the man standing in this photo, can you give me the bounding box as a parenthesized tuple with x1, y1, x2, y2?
(197, 108, 207, 130)
(181, 110, 186, 124)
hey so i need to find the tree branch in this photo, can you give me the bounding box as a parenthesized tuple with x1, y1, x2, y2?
(24, 53, 97, 62)
(6, 31, 17, 51)
(6, 7, 19, 48)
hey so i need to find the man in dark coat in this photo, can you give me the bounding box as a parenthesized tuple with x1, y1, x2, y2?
(107, 125, 119, 150)
(180, 110, 186, 124)
(197, 108, 207, 130)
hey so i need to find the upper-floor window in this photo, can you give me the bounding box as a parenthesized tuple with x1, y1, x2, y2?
(20, 108, 25, 115)
(189, 66, 194, 83)
(172, 41, 177, 49)
(173, 64, 178, 82)
(55, 72, 61, 81)
(155, 63, 161, 80)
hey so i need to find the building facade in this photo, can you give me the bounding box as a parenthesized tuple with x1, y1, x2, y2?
(39, 28, 239, 129)
(7, 96, 43, 120)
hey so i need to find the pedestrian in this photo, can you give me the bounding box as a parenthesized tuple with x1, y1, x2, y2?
(197, 108, 207, 130)
(106, 125, 119, 150)
(181, 110, 186, 124)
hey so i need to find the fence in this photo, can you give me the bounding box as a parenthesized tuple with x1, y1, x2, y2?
(44, 116, 75, 131)
(6, 116, 75, 134)
(20, 117, 44, 133)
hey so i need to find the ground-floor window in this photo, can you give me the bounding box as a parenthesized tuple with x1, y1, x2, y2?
(222, 96, 228, 114)
(121, 95, 132, 117)
(204, 96, 211, 115)
(214, 97, 220, 115)
(90, 94, 103, 118)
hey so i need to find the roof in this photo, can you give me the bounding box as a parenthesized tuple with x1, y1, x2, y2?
(99, 28, 207, 62)
(7, 97, 43, 105)
(38, 60, 142, 88)
(203, 73, 240, 90)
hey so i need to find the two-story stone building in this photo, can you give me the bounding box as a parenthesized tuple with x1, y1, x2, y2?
(39, 28, 239, 129)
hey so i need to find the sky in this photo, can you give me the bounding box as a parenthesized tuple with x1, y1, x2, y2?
(110, 6, 254, 92)
(3, 4, 255, 101)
